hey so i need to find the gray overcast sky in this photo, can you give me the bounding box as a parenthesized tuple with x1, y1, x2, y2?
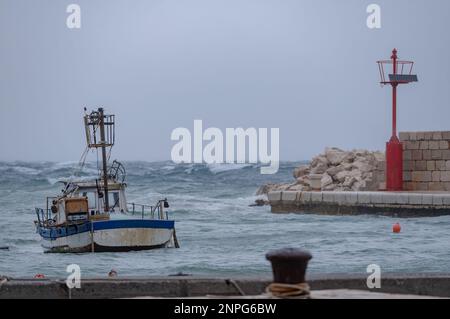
(1, 0, 449, 162)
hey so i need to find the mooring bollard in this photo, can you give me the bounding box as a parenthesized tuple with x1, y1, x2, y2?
(265, 248, 313, 298)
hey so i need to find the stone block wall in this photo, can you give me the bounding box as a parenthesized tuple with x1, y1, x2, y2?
(400, 131, 450, 191)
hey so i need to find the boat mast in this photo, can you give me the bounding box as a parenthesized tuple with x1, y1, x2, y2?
(84, 107, 115, 213)
(98, 107, 109, 212)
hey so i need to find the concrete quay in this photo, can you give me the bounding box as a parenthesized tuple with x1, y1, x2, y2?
(269, 191, 450, 217)
(1, 274, 450, 299)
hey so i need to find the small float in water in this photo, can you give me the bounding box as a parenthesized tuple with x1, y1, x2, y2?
(34, 108, 179, 253)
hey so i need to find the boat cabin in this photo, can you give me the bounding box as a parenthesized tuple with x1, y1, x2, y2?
(50, 180, 128, 226)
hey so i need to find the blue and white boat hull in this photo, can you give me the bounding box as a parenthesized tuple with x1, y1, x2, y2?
(38, 219, 176, 253)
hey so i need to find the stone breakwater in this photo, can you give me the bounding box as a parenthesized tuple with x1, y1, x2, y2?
(257, 148, 385, 196)
(268, 190, 450, 217)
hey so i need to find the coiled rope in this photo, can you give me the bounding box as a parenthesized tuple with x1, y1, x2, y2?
(265, 282, 311, 299)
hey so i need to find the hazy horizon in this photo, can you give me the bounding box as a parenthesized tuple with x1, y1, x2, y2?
(1, 0, 450, 162)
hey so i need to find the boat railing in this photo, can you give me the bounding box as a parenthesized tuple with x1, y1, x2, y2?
(128, 203, 165, 220)
(128, 203, 154, 219)
(35, 208, 54, 227)
(128, 200, 169, 220)
(150, 199, 170, 220)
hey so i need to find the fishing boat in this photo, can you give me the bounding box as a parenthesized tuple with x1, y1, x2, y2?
(34, 108, 179, 253)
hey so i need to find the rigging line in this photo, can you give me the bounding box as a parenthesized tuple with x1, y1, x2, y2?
(66, 146, 89, 185)
(74, 146, 89, 176)
(96, 147, 100, 175)
(107, 145, 113, 162)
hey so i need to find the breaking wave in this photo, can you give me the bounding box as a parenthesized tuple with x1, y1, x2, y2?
(207, 163, 253, 174)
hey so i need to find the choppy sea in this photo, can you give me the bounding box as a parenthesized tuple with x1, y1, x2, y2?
(0, 161, 449, 278)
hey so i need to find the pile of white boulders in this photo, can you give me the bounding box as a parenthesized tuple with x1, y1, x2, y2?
(257, 148, 385, 195)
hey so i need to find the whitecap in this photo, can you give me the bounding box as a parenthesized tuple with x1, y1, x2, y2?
(183, 164, 195, 174)
(207, 163, 253, 174)
(46, 177, 61, 185)
(46, 174, 98, 185)
(11, 166, 41, 175)
(52, 161, 79, 168)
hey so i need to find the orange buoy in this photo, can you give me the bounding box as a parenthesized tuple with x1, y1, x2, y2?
(34, 274, 45, 279)
(393, 223, 401, 233)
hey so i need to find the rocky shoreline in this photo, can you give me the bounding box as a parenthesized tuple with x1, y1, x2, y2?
(257, 148, 386, 200)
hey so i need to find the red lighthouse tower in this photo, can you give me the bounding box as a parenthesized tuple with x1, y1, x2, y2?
(377, 49, 418, 191)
